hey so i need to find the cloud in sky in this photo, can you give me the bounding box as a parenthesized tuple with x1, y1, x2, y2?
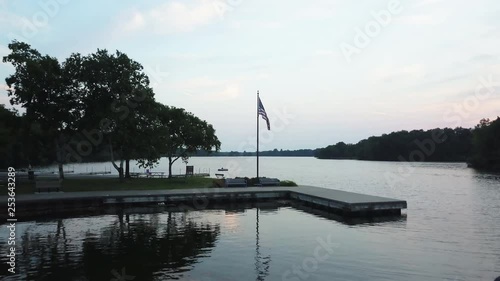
(395, 13, 448, 25)
(0, 44, 10, 57)
(0, 94, 9, 106)
(0, 6, 30, 33)
(117, 0, 224, 35)
(413, 0, 446, 8)
(0, 84, 15, 108)
(1, 0, 500, 150)
(228, 20, 284, 30)
(169, 71, 272, 102)
(174, 76, 240, 98)
(372, 64, 427, 83)
(469, 54, 499, 63)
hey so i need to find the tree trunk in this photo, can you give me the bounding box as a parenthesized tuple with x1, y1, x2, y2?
(109, 142, 124, 182)
(118, 162, 124, 182)
(58, 163, 64, 180)
(54, 139, 65, 180)
(125, 158, 130, 178)
(168, 156, 173, 178)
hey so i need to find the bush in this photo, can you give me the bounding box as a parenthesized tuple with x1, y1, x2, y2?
(280, 180, 297, 187)
(246, 177, 258, 186)
(213, 176, 298, 187)
(212, 179, 225, 187)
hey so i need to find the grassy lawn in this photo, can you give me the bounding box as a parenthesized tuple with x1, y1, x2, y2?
(13, 176, 214, 195)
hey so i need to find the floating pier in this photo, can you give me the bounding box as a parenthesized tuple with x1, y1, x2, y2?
(0, 186, 406, 219)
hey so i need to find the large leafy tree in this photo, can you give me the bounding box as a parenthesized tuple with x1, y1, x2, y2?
(75, 49, 156, 181)
(3, 42, 220, 180)
(140, 103, 221, 178)
(3, 41, 78, 179)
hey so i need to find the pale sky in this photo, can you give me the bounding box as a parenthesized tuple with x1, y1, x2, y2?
(1, 0, 499, 151)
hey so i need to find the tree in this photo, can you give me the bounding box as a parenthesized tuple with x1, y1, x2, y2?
(140, 104, 221, 178)
(0, 105, 22, 168)
(3, 40, 77, 179)
(74, 49, 156, 181)
(2, 42, 220, 180)
(470, 117, 500, 170)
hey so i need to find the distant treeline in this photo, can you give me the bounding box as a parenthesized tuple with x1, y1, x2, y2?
(315, 118, 500, 171)
(194, 149, 316, 157)
(315, 128, 472, 162)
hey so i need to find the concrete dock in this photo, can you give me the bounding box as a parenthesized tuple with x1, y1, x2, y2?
(0, 185, 406, 219)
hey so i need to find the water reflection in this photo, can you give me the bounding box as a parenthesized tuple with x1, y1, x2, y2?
(1, 211, 220, 281)
(82, 212, 220, 281)
(255, 209, 271, 281)
(19, 219, 81, 280)
(0, 202, 409, 281)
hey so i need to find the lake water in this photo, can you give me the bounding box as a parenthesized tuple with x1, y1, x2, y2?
(2, 157, 500, 280)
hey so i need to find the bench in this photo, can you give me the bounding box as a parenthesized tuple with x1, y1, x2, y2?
(225, 178, 247, 187)
(35, 180, 62, 193)
(130, 172, 142, 178)
(258, 178, 280, 186)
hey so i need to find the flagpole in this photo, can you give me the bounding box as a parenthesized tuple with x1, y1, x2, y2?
(257, 91, 260, 181)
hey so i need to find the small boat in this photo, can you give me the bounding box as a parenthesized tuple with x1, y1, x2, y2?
(217, 167, 228, 171)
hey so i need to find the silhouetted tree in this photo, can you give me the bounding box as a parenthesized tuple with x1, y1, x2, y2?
(3, 40, 78, 178)
(138, 103, 221, 178)
(469, 117, 500, 170)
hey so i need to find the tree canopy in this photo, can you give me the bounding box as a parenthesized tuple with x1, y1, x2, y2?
(0, 105, 24, 168)
(138, 103, 221, 178)
(1, 40, 221, 179)
(69, 49, 157, 180)
(469, 117, 500, 170)
(3, 40, 79, 178)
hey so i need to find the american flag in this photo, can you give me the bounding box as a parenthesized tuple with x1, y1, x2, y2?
(258, 96, 270, 130)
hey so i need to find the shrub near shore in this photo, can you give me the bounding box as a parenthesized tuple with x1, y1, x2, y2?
(212, 177, 297, 187)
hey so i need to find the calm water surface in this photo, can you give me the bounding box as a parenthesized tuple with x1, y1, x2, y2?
(1, 158, 499, 280)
